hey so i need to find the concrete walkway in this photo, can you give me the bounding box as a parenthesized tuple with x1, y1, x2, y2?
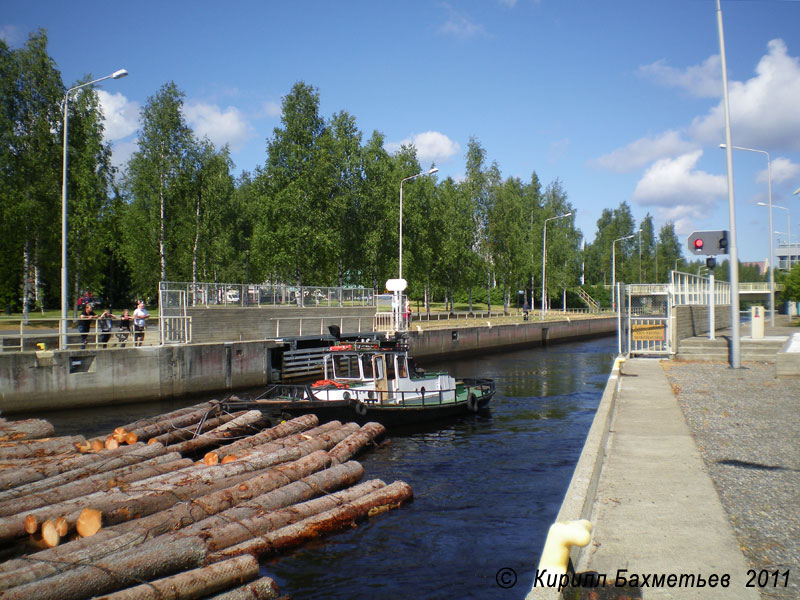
(578, 358, 760, 599)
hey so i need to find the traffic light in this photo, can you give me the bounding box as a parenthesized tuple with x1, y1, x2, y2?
(687, 230, 729, 256)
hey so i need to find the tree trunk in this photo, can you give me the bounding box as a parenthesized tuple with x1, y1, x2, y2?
(0, 536, 206, 600)
(209, 480, 412, 561)
(327, 422, 385, 464)
(0, 453, 187, 517)
(166, 410, 268, 456)
(0, 442, 169, 499)
(196, 472, 378, 554)
(0, 419, 55, 442)
(0, 435, 86, 461)
(203, 576, 280, 600)
(206, 415, 322, 462)
(94, 555, 259, 600)
(147, 412, 241, 446)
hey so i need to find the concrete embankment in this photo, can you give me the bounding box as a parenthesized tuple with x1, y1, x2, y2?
(0, 316, 616, 415)
(527, 358, 760, 599)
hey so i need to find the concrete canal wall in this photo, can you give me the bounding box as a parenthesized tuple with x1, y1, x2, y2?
(408, 316, 617, 359)
(0, 340, 278, 414)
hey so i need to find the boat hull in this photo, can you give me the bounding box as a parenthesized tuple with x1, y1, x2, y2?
(223, 381, 494, 427)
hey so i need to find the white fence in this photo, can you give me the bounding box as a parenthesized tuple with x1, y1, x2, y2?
(160, 281, 375, 308)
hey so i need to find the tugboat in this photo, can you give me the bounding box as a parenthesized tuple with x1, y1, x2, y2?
(224, 278, 495, 426)
(226, 337, 494, 426)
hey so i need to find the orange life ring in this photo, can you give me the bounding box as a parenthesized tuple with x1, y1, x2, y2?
(312, 379, 350, 389)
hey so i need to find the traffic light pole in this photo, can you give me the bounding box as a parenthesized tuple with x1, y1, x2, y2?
(716, 0, 741, 369)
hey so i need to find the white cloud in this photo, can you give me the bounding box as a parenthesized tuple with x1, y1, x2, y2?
(386, 131, 460, 164)
(632, 151, 727, 233)
(109, 139, 138, 171)
(637, 55, 721, 98)
(690, 39, 800, 152)
(439, 5, 488, 39)
(591, 130, 698, 173)
(183, 102, 255, 151)
(260, 101, 282, 119)
(97, 90, 140, 141)
(759, 156, 800, 186)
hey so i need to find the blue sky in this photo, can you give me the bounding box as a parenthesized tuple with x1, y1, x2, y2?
(4, 0, 800, 263)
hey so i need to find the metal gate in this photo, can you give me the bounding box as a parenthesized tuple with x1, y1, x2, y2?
(618, 283, 672, 356)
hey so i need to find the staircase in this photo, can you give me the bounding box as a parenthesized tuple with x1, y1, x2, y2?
(576, 287, 600, 312)
(676, 335, 788, 363)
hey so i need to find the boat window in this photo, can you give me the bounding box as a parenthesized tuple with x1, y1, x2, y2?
(385, 354, 396, 380)
(331, 355, 359, 379)
(372, 355, 384, 379)
(396, 355, 407, 378)
(362, 356, 374, 379)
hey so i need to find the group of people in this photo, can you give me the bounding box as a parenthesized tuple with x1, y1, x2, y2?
(77, 300, 149, 349)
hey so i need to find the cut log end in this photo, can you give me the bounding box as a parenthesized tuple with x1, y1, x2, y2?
(76, 507, 102, 538)
(113, 427, 128, 443)
(220, 454, 238, 464)
(90, 439, 105, 452)
(125, 432, 138, 445)
(24, 514, 38, 534)
(55, 516, 68, 536)
(204, 452, 219, 466)
(74, 440, 92, 453)
(40, 519, 61, 547)
(104, 436, 119, 451)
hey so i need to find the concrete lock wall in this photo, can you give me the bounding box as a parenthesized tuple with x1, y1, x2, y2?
(188, 307, 376, 342)
(407, 317, 617, 359)
(0, 341, 278, 414)
(673, 304, 731, 341)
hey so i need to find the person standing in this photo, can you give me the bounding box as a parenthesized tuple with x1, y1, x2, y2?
(98, 308, 116, 348)
(77, 303, 97, 349)
(133, 301, 149, 347)
(117, 308, 133, 347)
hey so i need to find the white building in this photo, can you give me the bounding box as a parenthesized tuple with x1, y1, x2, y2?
(776, 241, 800, 270)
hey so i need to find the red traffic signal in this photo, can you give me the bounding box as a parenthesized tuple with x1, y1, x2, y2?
(687, 230, 729, 255)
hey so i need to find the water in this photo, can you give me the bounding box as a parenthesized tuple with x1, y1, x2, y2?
(264, 336, 617, 599)
(24, 335, 617, 599)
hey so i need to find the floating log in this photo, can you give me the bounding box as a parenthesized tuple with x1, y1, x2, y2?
(209, 480, 413, 561)
(328, 422, 386, 464)
(0, 536, 206, 600)
(194, 476, 383, 553)
(0, 530, 149, 590)
(0, 435, 86, 461)
(165, 410, 268, 456)
(147, 411, 242, 446)
(0, 453, 187, 517)
(166, 460, 368, 541)
(204, 577, 280, 600)
(91, 555, 258, 600)
(207, 414, 319, 461)
(0, 419, 55, 442)
(0, 442, 169, 494)
(124, 404, 221, 443)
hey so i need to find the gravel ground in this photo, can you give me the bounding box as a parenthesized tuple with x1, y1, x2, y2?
(661, 361, 800, 600)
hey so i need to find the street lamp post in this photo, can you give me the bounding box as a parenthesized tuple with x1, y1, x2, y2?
(60, 69, 128, 350)
(723, 144, 774, 326)
(541, 212, 572, 319)
(398, 167, 438, 282)
(612, 234, 636, 313)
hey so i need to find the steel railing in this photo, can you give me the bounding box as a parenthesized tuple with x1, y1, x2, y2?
(160, 281, 375, 308)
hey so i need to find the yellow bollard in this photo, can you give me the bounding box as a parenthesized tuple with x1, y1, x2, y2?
(537, 519, 593, 575)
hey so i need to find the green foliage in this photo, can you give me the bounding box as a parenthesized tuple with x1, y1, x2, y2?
(780, 263, 800, 302)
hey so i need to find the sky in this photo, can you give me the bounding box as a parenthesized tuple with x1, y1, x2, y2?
(3, 0, 800, 264)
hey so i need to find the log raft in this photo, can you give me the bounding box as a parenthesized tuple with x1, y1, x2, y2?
(0, 402, 406, 599)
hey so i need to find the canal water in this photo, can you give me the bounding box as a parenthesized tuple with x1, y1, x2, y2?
(25, 334, 617, 600)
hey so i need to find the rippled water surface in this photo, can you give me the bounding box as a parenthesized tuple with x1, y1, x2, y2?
(267, 336, 617, 599)
(27, 335, 617, 599)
